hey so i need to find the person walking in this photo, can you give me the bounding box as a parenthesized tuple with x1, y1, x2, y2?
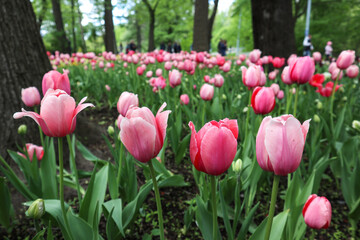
(325, 41, 333, 61)
(303, 35, 313, 56)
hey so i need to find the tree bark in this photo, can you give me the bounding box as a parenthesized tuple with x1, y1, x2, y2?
(71, 0, 77, 52)
(0, 0, 52, 158)
(77, 0, 87, 52)
(135, 9, 142, 52)
(37, 0, 48, 32)
(104, 0, 117, 53)
(251, 0, 296, 57)
(51, 0, 71, 53)
(208, 0, 219, 51)
(193, 0, 209, 52)
(142, 0, 160, 52)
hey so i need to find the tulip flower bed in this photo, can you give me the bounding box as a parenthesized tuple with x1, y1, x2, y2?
(1, 49, 360, 240)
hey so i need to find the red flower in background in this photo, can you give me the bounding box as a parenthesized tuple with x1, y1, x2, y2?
(272, 57, 285, 68)
(316, 82, 342, 97)
(309, 74, 325, 88)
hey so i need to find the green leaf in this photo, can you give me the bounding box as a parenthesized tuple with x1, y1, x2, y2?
(349, 197, 360, 222)
(237, 202, 260, 240)
(334, 106, 346, 139)
(79, 164, 108, 226)
(158, 175, 189, 188)
(175, 133, 191, 165)
(40, 138, 58, 199)
(219, 184, 233, 240)
(103, 199, 124, 238)
(108, 163, 119, 199)
(31, 228, 46, 240)
(0, 177, 13, 228)
(67, 210, 94, 240)
(249, 210, 289, 240)
(195, 196, 213, 240)
(76, 140, 107, 165)
(47, 220, 53, 240)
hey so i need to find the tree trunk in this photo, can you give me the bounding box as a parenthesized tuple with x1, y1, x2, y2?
(135, 10, 142, 52)
(71, 0, 77, 52)
(37, 0, 48, 32)
(208, 0, 219, 51)
(104, 0, 117, 53)
(148, 10, 155, 51)
(77, 0, 87, 52)
(0, 0, 51, 158)
(51, 0, 71, 53)
(193, 0, 209, 52)
(251, 0, 296, 57)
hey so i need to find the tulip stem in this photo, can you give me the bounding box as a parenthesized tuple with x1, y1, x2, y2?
(66, 135, 82, 206)
(264, 174, 280, 240)
(330, 71, 340, 133)
(148, 159, 165, 240)
(244, 91, 252, 144)
(58, 138, 70, 233)
(34, 106, 44, 146)
(202, 101, 206, 126)
(116, 143, 124, 187)
(285, 85, 293, 114)
(310, 228, 316, 240)
(34, 219, 41, 233)
(293, 85, 299, 117)
(211, 175, 218, 240)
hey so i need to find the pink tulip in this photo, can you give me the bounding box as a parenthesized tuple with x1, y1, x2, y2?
(14, 89, 94, 137)
(105, 85, 111, 91)
(256, 115, 310, 175)
(99, 61, 105, 68)
(277, 90, 284, 100)
(241, 65, 263, 88)
(169, 69, 182, 87)
(196, 52, 205, 63)
(117, 91, 139, 117)
(200, 83, 214, 101)
(120, 103, 171, 163)
(331, 68, 343, 81)
(251, 87, 276, 115)
(287, 54, 297, 66)
(117, 114, 123, 130)
(164, 61, 172, 71)
(146, 71, 153, 78)
(221, 62, 231, 72)
(268, 70, 278, 80)
(188, 119, 238, 176)
(136, 66, 145, 75)
(180, 94, 189, 105)
(312, 52, 322, 63)
(249, 49, 262, 63)
(42, 70, 71, 95)
(328, 62, 337, 74)
(21, 87, 41, 107)
(336, 50, 355, 69)
(270, 83, 280, 95)
(18, 143, 44, 161)
(239, 54, 246, 61)
(272, 57, 285, 68)
(156, 68, 163, 77)
(289, 56, 315, 84)
(303, 194, 332, 229)
(204, 75, 210, 83)
(346, 65, 359, 78)
(214, 74, 224, 87)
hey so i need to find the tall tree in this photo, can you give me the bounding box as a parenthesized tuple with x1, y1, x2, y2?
(142, 0, 161, 52)
(77, 0, 87, 52)
(0, 0, 51, 158)
(51, 0, 71, 53)
(251, 0, 296, 57)
(193, 0, 209, 51)
(208, 0, 219, 50)
(71, 0, 77, 52)
(104, 0, 117, 53)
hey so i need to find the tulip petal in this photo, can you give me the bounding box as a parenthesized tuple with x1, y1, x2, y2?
(13, 109, 53, 136)
(120, 117, 156, 163)
(219, 119, 239, 139)
(155, 103, 171, 153)
(200, 126, 237, 175)
(256, 116, 274, 172)
(189, 121, 206, 172)
(301, 119, 311, 141)
(264, 119, 285, 175)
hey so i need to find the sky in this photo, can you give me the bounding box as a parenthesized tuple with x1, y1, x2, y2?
(79, 0, 235, 26)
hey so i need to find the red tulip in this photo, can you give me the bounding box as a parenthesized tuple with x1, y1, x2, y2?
(18, 143, 44, 161)
(21, 87, 41, 107)
(120, 103, 171, 163)
(303, 194, 332, 229)
(188, 119, 238, 175)
(316, 82, 342, 97)
(251, 87, 276, 115)
(42, 70, 71, 95)
(136, 66, 145, 75)
(272, 57, 285, 68)
(256, 115, 310, 175)
(309, 74, 325, 88)
(14, 89, 94, 137)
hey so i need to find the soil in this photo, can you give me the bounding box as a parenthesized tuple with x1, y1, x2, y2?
(1, 107, 359, 239)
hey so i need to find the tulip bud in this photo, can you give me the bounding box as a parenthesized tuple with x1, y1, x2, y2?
(26, 199, 45, 219)
(18, 124, 27, 135)
(313, 114, 320, 123)
(352, 120, 360, 131)
(243, 107, 248, 113)
(232, 159, 243, 174)
(303, 194, 331, 229)
(323, 72, 331, 80)
(222, 94, 227, 100)
(107, 126, 114, 136)
(237, 94, 241, 99)
(316, 101, 323, 109)
(342, 96, 347, 102)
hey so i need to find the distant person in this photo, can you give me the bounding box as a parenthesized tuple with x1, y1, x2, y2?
(125, 42, 130, 54)
(303, 35, 313, 56)
(167, 41, 173, 53)
(174, 42, 182, 53)
(160, 42, 166, 50)
(219, 39, 227, 56)
(129, 40, 137, 52)
(119, 43, 123, 53)
(325, 41, 333, 61)
(217, 39, 223, 54)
